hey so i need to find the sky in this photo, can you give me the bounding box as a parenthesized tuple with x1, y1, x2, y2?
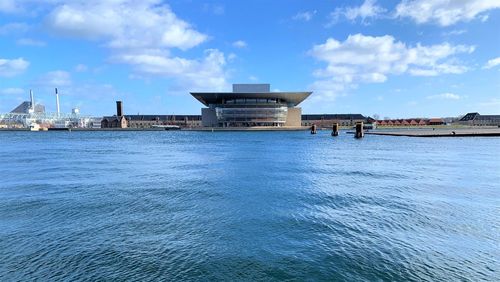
(0, 0, 499, 118)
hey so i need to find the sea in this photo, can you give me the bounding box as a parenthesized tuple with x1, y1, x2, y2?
(0, 130, 498, 281)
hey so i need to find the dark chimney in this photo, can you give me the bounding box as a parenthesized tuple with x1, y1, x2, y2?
(116, 101, 123, 116)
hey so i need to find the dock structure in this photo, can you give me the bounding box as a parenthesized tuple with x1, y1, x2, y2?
(311, 124, 317, 134)
(355, 122, 364, 138)
(331, 123, 339, 136)
(365, 128, 500, 137)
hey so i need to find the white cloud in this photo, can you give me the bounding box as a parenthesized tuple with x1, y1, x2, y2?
(426, 93, 461, 100)
(45, 0, 207, 50)
(477, 98, 500, 107)
(395, 0, 500, 26)
(293, 11, 316, 22)
(114, 49, 228, 91)
(227, 53, 237, 62)
(0, 22, 30, 35)
(232, 40, 247, 48)
(0, 88, 25, 95)
(0, 58, 29, 77)
(16, 38, 46, 47)
(328, 0, 385, 25)
(75, 64, 88, 72)
(35, 70, 72, 86)
(442, 29, 467, 36)
(483, 57, 500, 69)
(0, 0, 19, 13)
(308, 34, 474, 100)
(476, 98, 500, 114)
(39, 0, 230, 93)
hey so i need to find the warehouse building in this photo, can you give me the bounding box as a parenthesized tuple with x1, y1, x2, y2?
(458, 112, 500, 126)
(301, 114, 368, 127)
(101, 101, 202, 128)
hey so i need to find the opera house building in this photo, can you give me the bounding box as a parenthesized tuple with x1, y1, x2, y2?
(190, 84, 312, 127)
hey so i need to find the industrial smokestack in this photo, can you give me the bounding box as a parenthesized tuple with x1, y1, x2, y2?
(55, 88, 60, 116)
(30, 89, 34, 110)
(116, 101, 123, 116)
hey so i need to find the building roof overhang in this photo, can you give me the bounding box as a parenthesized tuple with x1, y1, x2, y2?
(190, 91, 312, 107)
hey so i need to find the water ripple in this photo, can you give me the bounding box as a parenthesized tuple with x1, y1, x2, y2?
(1, 131, 499, 281)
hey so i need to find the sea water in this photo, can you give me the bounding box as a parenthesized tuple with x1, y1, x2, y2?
(0, 131, 498, 281)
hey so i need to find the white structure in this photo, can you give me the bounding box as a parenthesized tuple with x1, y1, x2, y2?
(0, 90, 96, 129)
(55, 88, 60, 117)
(29, 90, 35, 114)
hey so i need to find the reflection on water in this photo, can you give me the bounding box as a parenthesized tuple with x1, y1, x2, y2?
(0, 131, 499, 281)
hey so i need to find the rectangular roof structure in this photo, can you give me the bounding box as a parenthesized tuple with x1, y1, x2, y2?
(190, 84, 312, 107)
(232, 84, 270, 93)
(190, 91, 312, 107)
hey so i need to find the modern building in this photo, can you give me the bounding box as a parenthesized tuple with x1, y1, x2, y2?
(458, 112, 500, 126)
(190, 84, 311, 127)
(10, 101, 45, 114)
(10, 90, 45, 114)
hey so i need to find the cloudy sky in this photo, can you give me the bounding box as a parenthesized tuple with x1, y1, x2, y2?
(0, 0, 499, 117)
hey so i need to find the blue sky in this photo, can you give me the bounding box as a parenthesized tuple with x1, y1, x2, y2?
(0, 0, 499, 118)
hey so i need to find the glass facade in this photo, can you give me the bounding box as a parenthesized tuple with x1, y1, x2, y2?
(191, 85, 312, 127)
(215, 100, 288, 127)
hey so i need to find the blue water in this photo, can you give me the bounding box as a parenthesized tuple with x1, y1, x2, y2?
(0, 131, 499, 281)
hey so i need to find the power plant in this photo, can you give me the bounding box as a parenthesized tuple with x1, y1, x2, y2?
(0, 89, 99, 129)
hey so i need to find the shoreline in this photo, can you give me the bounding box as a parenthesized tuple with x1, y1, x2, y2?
(362, 128, 500, 137)
(2, 126, 500, 136)
(0, 126, 311, 132)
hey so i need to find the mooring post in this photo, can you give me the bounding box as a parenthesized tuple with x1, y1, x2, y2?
(311, 124, 317, 134)
(355, 122, 364, 138)
(331, 123, 339, 136)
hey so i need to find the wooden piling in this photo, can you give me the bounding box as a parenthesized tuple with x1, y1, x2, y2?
(311, 124, 317, 134)
(355, 122, 364, 138)
(331, 123, 339, 136)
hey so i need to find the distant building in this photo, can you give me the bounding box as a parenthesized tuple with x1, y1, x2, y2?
(100, 101, 202, 128)
(428, 118, 445, 125)
(126, 115, 202, 128)
(10, 90, 45, 114)
(101, 115, 128, 128)
(301, 114, 367, 127)
(10, 101, 45, 114)
(101, 101, 127, 128)
(190, 84, 311, 127)
(458, 112, 500, 126)
(376, 118, 430, 126)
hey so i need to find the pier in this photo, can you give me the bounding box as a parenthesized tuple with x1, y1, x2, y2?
(365, 128, 500, 137)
